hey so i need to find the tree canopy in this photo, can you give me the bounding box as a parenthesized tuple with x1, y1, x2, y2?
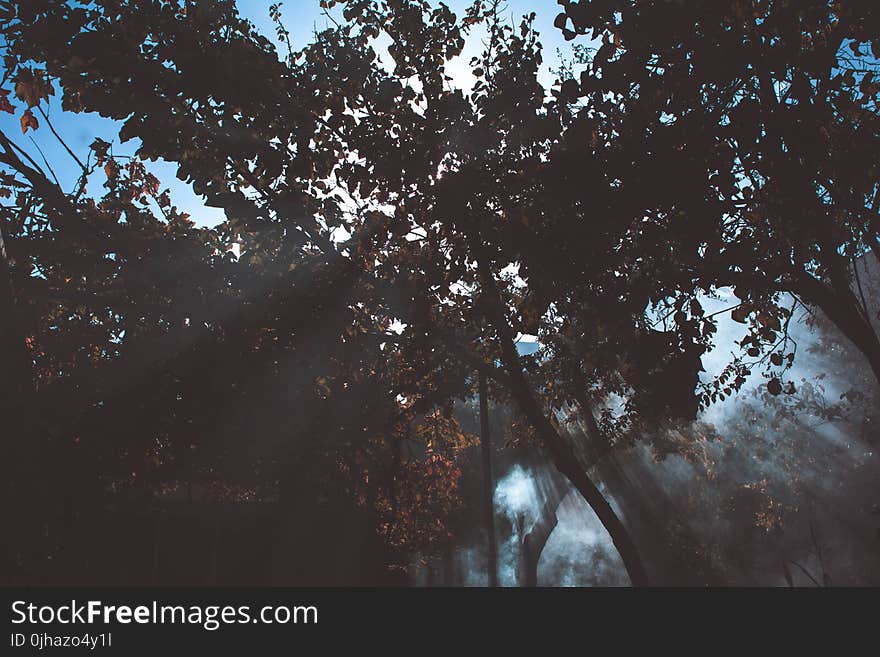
(1, 0, 878, 586)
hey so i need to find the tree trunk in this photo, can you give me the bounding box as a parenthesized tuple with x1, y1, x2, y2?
(475, 256, 651, 586)
(796, 273, 880, 383)
(0, 223, 32, 410)
(517, 494, 560, 587)
(0, 223, 37, 581)
(478, 369, 499, 587)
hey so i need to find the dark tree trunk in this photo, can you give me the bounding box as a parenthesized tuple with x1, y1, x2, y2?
(592, 452, 728, 586)
(0, 223, 38, 581)
(516, 495, 560, 587)
(0, 224, 32, 410)
(475, 256, 651, 586)
(796, 274, 880, 384)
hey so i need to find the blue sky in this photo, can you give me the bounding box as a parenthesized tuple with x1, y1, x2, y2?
(0, 1, 570, 227)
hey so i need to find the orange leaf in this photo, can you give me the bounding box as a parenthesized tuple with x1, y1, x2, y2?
(0, 90, 13, 114)
(14, 68, 53, 108)
(104, 159, 120, 180)
(20, 109, 38, 134)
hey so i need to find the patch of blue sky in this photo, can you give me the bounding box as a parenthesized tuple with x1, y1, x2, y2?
(1, 1, 573, 229)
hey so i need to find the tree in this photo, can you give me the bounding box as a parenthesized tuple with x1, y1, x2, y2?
(0, 0, 655, 584)
(0, 40, 472, 584)
(553, 0, 880, 392)
(7, 0, 876, 587)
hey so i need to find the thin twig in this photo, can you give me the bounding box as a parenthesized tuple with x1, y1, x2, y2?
(36, 106, 88, 175)
(27, 135, 61, 188)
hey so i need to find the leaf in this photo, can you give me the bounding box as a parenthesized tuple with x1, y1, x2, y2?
(14, 68, 53, 108)
(731, 305, 750, 323)
(20, 109, 38, 134)
(90, 137, 111, 163)
(561, 79, 580, 100)
(104, 159, 120, 180)
(757, 312, 780, 331)
(0, 89, 13, 114)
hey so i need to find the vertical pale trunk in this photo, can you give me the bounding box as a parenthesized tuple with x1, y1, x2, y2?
(478, 370, 498, 587)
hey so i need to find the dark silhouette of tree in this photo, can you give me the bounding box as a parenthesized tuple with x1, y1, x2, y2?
(0, 0, 653, 585)
(554, 0, 880, 392)
(2, 0, 878, 586)
(514, 493, 560, 587)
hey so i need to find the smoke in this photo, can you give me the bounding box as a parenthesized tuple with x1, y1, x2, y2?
(494, 465, 540, 523)
(584, 281, 880, 586)
(440, 464, 627, 586)
(537, 489, 629, 586)
(492, 465, 539, 587)
(419, 264, 880, 586)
